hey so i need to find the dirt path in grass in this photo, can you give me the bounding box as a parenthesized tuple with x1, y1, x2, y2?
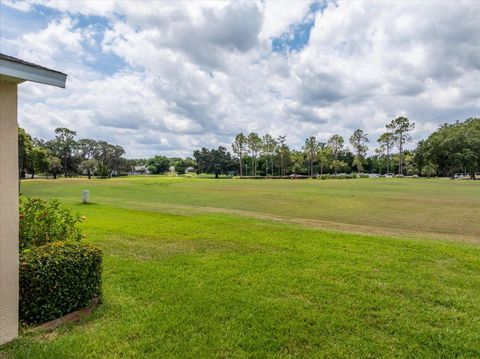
(134, 202, 480, 245)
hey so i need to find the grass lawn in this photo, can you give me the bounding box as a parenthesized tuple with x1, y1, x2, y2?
(2, 177, 480, 358)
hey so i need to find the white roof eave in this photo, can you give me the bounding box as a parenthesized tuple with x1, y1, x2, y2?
(0, 58, 67, 88)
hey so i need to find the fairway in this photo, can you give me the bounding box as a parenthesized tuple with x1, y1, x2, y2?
(3, 177, 480, 358)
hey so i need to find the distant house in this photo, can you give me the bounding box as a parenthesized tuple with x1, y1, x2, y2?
(0, 53, 67, 345)
(185, 167, 196, 174)
(129, 165, 150, 175)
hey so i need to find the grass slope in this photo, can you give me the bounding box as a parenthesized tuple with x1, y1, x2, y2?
(2, 177, 480, 358)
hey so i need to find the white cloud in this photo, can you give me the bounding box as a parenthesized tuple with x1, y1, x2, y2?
(3, 0, 479, 157)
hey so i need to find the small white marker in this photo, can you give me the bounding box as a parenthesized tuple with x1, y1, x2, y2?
(82, 190, 90, 204)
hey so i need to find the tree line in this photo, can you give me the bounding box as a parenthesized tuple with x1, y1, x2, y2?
(214, 117, 479, 178)
(18, 127, 129, 179)
(18, 117, 480, 179)
(225, 116, 414, 177)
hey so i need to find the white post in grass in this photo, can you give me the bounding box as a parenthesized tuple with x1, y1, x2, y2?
(82, 190, 90, 204)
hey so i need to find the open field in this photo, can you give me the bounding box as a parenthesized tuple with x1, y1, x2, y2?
(2, 177, 480, 358)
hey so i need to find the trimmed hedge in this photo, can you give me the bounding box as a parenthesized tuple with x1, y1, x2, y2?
(20, 241, 102, 324)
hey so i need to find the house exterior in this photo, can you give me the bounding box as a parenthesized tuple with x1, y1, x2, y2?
(129, 165, 150, 175)
(0, 53, 66, 345)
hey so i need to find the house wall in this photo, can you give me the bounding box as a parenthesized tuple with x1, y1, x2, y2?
(0, 81, 19, 345)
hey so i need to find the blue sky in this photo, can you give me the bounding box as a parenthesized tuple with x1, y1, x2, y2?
(1, 0, 479, 158)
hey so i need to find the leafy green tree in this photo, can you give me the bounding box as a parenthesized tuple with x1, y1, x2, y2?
(247, 133, 262, 176)
(77, 139, 99, 160)
(290, 150, 307, 175)
(386, 117, 415, 175)
(18, 127, 33, 178)
(327, 134, 345, 175)
(174, 158, 197, 174)
(47, 156, 62, 179)
(94, 141, 126, 177)
(302, 136, 319, 176)
(349, 129, 368, 174)
(51, 127, 77, 178)
(420, 118, 480, 178)
(377, 132, 395, 174)
(27, 146, 49, 179)
(421, 163, 437, 178)
(317, 143, 331, 175)
(403, 152, 417, 175)
(79, 159, 99, 179)
(193, 147, 235, 178)
(232, 133, 247, 176)
(147, 155, 171, 174)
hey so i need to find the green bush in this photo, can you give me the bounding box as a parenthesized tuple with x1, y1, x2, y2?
(19, 197, 84, 251)
(19, 241, 102, 324)
(359, 174, 369, 178)
(352, 173, 358, 179)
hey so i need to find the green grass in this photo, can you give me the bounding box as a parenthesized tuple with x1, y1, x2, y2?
(2, 177, 480, 358)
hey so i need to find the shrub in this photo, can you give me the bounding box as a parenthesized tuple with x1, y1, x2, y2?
(359, 174, 369, 178)
(19, 197, 84, 251)
(19, 241, 102, 324)
(352, 173, 358, 179)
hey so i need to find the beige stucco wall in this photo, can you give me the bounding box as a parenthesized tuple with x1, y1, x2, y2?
(0, 80, 19, 345)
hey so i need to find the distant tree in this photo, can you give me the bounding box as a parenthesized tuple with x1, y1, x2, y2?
(420, 118, 480, 178)
(27, 146, 49, 179)
(77, 139, 99, 160)
(147, 155, 171, 174)
(55, 127, 77, 177)
(291, 150, 307, 175)
(262, 134, 277, 176)
(174, 158, 197, 174)
(386, 117, 415, 175)
(49, 127, 77, 178)
(247, 132, 262, 176)
(276, 135, 289, 176)
(47, 156, 62, 179)
(421, 163, 437, 178)
(94, 141, 126, 177)
(302, 136, 320, 176)
(193, 147, 234, 178)
(377, 132, 395, 174)
(18, 127, 33, 179)
(403, 152, 417, 175)
(349, 129, 369, 174)
(79, 159, 99, 179)
(317, 143, 331, 175)
(327, 134, 345, 175)
(232, 133, 247, 176)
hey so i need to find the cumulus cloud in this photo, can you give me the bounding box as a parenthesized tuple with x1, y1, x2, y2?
(2, 0, 479, 157)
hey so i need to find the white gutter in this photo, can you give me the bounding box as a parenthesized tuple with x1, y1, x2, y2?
(0, 58, 67, 88)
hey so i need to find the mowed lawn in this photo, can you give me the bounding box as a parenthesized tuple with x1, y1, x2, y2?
(2, 177, 480, 358)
